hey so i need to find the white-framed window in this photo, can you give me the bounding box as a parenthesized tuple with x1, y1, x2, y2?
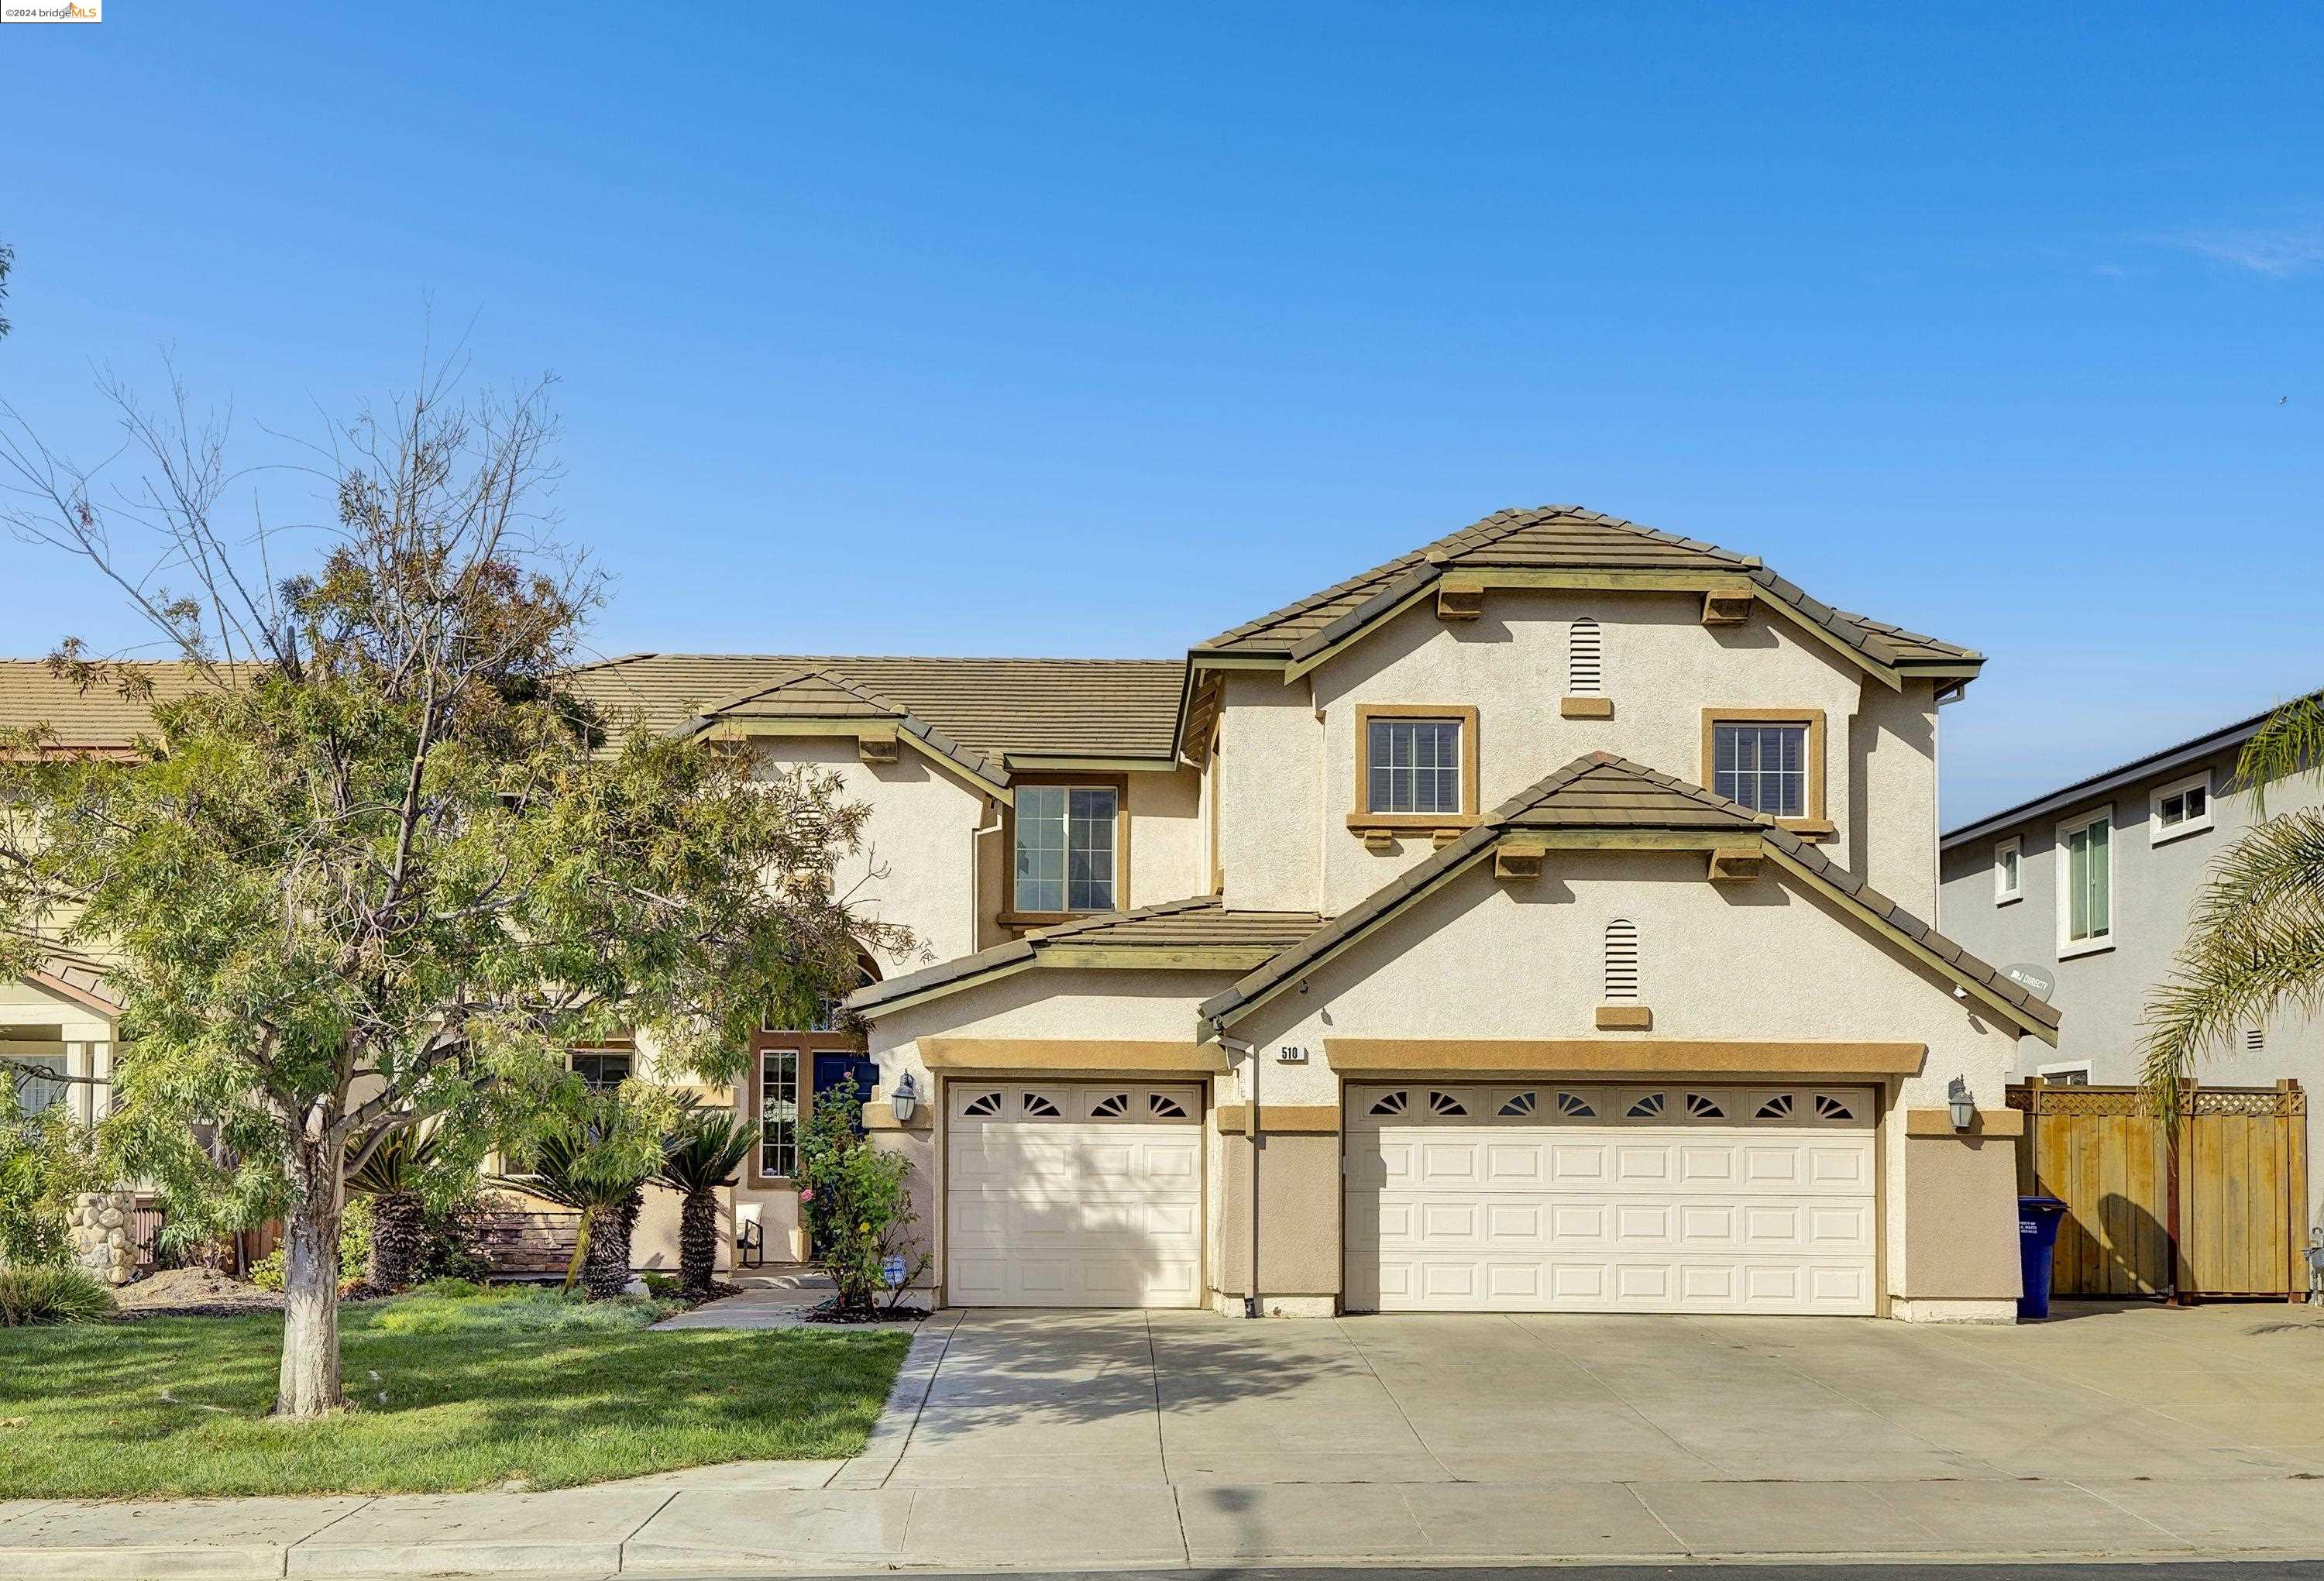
(1367, 718, 1464, 816)
(1566, 618, 1603, 696)
(758, 1047, 799, 1179)
(1014, 785, 1118, 913)
(5, 1051, 70, 1116)
(2150, 771, 2213, 845)
(1993, 836, 2022, 904)
(2037, 1060, 2092, 1087)
(1713, 720, 1809, 818)
(2057, 808, 2113, 957)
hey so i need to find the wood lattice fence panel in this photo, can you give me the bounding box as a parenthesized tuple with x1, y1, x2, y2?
(2006, 1080, 2309, 1300)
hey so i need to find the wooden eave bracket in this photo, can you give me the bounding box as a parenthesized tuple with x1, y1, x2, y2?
(857, 735, 899, 765)
(1701, 589, 1755, 626)
(1494, 844, 1544, 880)
(1436, 582, 1484, 622)
(1708, 844, 1764, 882)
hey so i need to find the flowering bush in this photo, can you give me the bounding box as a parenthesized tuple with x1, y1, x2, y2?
(796, 1076, 927, 1316)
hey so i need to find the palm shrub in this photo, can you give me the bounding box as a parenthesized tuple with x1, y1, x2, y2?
(491, 1088, 677, 1298)
(346, 1126, 440, 1289)
(657, 1113, 753, 1297)
(2144, 693, 2324, 1112)
(0, 1264, 115, 1325)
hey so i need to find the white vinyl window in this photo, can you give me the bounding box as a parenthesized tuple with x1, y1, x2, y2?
(1015, 785, 1118, 914)
(1713, 721, 1807, 818)
(1567, 618, 1603, 696)
(758, 1048, 799, 1178)
(2058, 809, 2113, 956)
(1993, 837, 2022, 904)
(2150, 771, 2213, 845)
(2037, 1061, 2092, 1087)
(1367, 719, 1463, 816)
(6, 1052, 69, 1116)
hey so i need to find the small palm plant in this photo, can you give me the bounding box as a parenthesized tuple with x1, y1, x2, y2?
(657, 1113, 754, 1298)
(2142, 693, 2324, 1115)
(491, 1088, 676, 1299)
(346, 1125, 439, 1290)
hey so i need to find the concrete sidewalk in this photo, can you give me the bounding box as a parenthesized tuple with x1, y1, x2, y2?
(7, 1303, 2324, 1576)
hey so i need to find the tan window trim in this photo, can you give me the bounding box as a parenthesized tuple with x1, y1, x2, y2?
(1349, 704, 1480, 836)
(1002, 772, 1130, 923)
(744, 1029, 857, 1190)
(1700, 707, 1831, 837)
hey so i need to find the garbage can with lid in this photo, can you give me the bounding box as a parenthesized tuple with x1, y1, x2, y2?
(2017, 1195, 2069, 1320)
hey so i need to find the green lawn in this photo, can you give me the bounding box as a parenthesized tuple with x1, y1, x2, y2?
(0, 1286, 911, 1498)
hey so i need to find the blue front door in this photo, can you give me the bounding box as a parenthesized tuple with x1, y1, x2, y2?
(812, 1050, 881, 1133)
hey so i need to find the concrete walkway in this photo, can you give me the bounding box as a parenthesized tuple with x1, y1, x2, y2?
(6, 1302, 2324, 1575)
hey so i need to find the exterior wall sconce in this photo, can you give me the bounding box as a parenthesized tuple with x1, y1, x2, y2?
(889, 1071, 922, 1126)
(1948, 1076, 1975, 1132)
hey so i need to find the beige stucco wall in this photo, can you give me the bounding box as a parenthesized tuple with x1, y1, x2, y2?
(1854, 677, 1941, 914)
(1229, 849, 2026, 1301)
(1129, 765, 1207, 909)
(750, 736, 988, 968)
(1901, 1132, 2021, 1301)
(1213, 670, 1325, 913)
(1218, 1129, 1342, 1301)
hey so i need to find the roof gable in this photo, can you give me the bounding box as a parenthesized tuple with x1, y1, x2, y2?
(1197, 751, 2058, 1042)
(1196, 506, 1981, 683)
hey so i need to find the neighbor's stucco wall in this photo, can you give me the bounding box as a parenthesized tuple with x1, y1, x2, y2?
(1938, 745, 2324, 1212)
(1129, 765, 1207, 909)
(1213, 669, 1325, 913)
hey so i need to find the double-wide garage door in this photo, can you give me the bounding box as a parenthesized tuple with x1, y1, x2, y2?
(947, 1081, 1204, 1308)
(1346, 1082, 1877, 1315)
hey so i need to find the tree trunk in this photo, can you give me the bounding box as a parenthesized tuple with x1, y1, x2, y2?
(679, 1187, 718, 1297)
(369, 1191, 428, 1290)
(582, 1211, 631, 1300)
(275, 1135, 348, 1419)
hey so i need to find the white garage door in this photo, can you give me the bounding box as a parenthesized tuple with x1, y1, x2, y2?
(947, 1081, 1204, 1308)
(1346, 1082, 1877, 1315)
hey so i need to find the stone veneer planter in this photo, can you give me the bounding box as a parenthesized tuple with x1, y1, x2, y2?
(66, 1190, 139, 1286)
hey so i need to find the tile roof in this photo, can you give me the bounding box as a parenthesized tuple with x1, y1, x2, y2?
(564, 655, 1186, 763)
(0, 662, 231, 755)
(1195, 751, 2059, 1036)
(847, 896, 1323, 1015)
(1198, 506, 1980, 672)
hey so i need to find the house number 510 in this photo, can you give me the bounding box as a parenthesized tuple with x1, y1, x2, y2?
(1276, 1046, 1309, 1064)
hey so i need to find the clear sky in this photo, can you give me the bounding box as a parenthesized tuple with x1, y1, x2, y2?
(2, 4, 2318, 824)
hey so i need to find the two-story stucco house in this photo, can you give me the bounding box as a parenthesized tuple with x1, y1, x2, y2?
(568, 506, 2061, 1322)
(4, 505, 2063, 1316)
(1937, 700, 2322, 1178)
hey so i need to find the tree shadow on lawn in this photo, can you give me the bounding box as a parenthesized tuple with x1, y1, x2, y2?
(2, 1309, 909, 1497)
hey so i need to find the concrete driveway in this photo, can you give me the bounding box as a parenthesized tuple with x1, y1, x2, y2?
(813, 1301, 2324, 1564)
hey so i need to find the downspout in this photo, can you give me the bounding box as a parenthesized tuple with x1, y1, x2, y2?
(1210, 1020, 1260, 1318)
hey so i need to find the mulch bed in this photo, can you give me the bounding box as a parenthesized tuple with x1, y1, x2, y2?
(799, 1295, 927, 1324)
(108, 1267, 281, 1319)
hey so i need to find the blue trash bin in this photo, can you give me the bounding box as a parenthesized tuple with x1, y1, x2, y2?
(2017, 1196, 2068, 1320)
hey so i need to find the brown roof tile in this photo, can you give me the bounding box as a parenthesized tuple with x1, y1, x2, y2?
(0, 661, 232, 755)
(1197, 506, 1980, 673)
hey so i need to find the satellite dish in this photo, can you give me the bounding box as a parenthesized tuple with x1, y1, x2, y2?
(2003, 962, 2057, 999)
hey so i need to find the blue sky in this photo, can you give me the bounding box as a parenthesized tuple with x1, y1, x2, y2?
(2, 3, 2318, 823)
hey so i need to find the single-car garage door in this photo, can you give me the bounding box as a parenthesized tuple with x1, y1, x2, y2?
(947, 1081, 1204, 1308)
(1346, 1082, 1877, 1315)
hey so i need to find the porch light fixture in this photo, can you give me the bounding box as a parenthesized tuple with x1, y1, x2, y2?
(1948, 1077, 1975, 1132)
(889, 1072, 921, 1126)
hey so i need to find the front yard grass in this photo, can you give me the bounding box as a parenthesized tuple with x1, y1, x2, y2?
(0, 1284, 910, 1498)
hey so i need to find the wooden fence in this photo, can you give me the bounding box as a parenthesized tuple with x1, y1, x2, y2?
(2006, 1078, 2310, 1300)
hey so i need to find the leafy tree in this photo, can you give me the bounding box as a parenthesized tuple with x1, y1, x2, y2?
(2142, 693, 2324, 1115)
(0, 366, 906, 1417)
(657, 1111, 754, 1298)
(0, 239, 12, 340)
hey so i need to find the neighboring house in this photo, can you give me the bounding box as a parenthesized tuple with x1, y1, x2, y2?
(1937, 701, 2321, 1168)
(1, 506, 2066, 1318)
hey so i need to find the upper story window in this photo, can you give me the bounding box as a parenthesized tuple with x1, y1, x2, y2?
(1015, 785, 1118, 914)
(1994, 837, 2022, 904)
(1708, 714, 1817, 821)
(569, 1050, 633, 1091)
(2150, 771, 2213, 845)
(1368, 717, 1465, 815)
(2058, 808, 2113, 956)
(6, 1051, 69, 1117)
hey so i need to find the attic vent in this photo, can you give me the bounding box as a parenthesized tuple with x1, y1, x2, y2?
(1568, 618, 1604, 696)
(2245, 1026, 2267, 1054)
(1604, 918, 1640, 1002)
